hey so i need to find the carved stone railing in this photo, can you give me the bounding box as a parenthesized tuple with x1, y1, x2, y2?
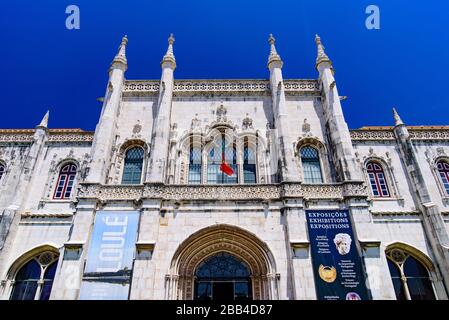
(123, 79, 320, 96)
(283, 80, 320, 92)
(0, 130, 34, 143)
(350, 128, 449, 141)
(0, 129, 94, 144)
(350, 129, 395, 141)
(409, 130, 449, 140)
(123, 80, 160, 94)
(77, 182, 368, 202)
(48, 131, 94, 143)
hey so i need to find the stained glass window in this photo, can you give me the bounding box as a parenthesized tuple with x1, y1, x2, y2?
(122, 147, 144, 185)
(207, 135, 238, 184)
(301, 146, 323, 184)
(243, 145, 257, 184)
(437, 160, 449, 194)
(194, 252, 252, 301)
(0, 163, 5, 181)
(366, 162, 390, 197)
(53, 163, 77, 199)
(188, 146, 202, 184)
(195, 252, 251, 279)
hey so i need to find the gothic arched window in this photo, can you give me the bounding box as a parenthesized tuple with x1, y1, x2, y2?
(366, 162, 390, 197)
(386, 249, 436, 300)
(53, 163, 78, 199)
(0, 162, 5, 182)
(300, 146, 323, 184)
(188, 146, 202, 184)
(10, 252, 59, 300)
(437, 160, 449, 194)
(195, 252, 252, 301)
(122, 147, 144, 185)
(207, 134, 238, 184)
(243, 145, 257, 184)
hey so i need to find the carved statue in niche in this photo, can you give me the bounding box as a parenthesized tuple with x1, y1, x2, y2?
(437, 147, 446, 156)
(242, 113, 253, 130)
(216, 104, 227, 122)
(170, 123, 178, 140)
(191, 114, 201, 131)
(302, 119, 312, 137)
(132, 120, 142, 138)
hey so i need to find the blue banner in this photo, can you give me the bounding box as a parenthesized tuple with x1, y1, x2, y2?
(79, 211, 139, 300)
(306, 210, 370, 300)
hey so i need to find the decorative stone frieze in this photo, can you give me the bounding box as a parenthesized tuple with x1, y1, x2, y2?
(77, 181, 368, 202)
(0, 129, 94, 144)
(122, 79, 320, 96)
(350, 128, 449, 141)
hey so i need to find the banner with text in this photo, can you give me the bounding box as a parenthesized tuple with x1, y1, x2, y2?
(79, 211, 139, 300)
(306, 209, 370, 300)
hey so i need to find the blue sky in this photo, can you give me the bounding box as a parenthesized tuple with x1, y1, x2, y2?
(0, 1, 448, 130)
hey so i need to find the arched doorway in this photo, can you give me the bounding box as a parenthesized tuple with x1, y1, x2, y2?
(168, 224, 278, 300)
(195, 252, 252, 301)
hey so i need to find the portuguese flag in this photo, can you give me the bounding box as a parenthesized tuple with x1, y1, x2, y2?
(219, 132, 234, 176)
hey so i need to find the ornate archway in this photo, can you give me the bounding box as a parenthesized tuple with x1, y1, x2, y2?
(167, 224, 278, 300)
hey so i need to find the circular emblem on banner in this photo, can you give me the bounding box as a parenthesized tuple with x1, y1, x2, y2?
(318, 265, 337, 283)
(346, 292, 361, 300)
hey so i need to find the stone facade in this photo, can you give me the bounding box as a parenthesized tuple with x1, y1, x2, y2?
(1, 34, 449, 300)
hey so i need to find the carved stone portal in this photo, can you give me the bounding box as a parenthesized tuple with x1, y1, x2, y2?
(167, 224, 278, 300)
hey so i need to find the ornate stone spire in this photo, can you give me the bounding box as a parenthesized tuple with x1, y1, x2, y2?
(37, 110, 49, 129)
(267, 34, 283, 68)
(161, 33, 176, 69)
(112, 35, 128, 68)
(315, 34, 332, 68)
(393, 107, 404, 126)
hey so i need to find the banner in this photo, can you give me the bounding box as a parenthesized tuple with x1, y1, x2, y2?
(79, 211, 139, 300)
(306, 209, 370, 300)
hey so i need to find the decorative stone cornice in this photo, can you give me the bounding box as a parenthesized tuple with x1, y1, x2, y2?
(123, 79, 319, 96)
(350, 129, 396, 141)
(0, 130, 34, 143)
(0, 129, 94, 143)
(21, 212, 74, 218)
(77, 182, 368, 202)
(47, 131, 94, 143)
(2, 127, 448, 144)
(350, 128, 449, 141)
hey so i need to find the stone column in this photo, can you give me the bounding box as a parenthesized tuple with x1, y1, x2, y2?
(146, 34, 176, 183)
(50, 199, 97, 300)
(86, 36, 128, 184)
(346, 197, 397, 300)
(0, 112, 50, 277)
(315, 35, 362, 182)
(267, 34, 300, 182)
(392, 108, 449, 294)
